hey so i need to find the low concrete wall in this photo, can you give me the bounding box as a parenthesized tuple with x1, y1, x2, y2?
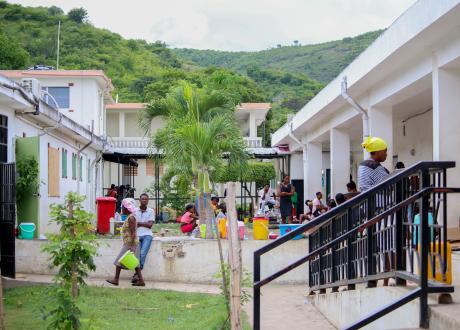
(307, 286, 421, 330)
(16, 237, 309, 284)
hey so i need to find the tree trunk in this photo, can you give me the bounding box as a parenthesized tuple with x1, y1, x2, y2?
(0, 271, 4, 330)
(227, 182, 242, 330)
(204, 194, 214, 239)
(213, 212, 230, 316)
(198, 193, 205, 233)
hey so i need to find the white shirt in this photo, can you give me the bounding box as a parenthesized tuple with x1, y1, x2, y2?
(135, 207, 154, 237)
(312, 198, 323, 214)
(259, 188, 275, 204)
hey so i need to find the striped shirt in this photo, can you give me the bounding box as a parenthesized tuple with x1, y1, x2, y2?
(358, 159, 390, 192)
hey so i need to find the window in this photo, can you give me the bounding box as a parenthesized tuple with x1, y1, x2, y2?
(61, 148, 67, 178)
(79, 156, 83, 182)
(0, 114, 7, 163)
(146, 159, 154, 176)
(72, 153, 77, 180)
(43, 87, 70, 108)
(123, 164, 138, 177)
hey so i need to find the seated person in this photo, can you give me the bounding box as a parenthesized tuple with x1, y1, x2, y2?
(217, 203, 227, 220)
(300, 200, 314, 222)
(180, 204, 199, 234)
(335, 193, 346, 205)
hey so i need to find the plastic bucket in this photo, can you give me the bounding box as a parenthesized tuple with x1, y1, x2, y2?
(279, 224, 303, 240)
(118, 250, 139, 270)
(225, 221, 245, 240)
(200, 224, 207, 239)
(253, 218, 269, 240)
(19, 222, 36, 239)
(218, 218, 227, 238)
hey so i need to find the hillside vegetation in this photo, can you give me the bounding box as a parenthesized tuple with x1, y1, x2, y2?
(0, 1, 378, 143)
(173, 31, 382, 84)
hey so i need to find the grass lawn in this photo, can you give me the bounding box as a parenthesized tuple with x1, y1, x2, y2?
(4, 285, 250, 329)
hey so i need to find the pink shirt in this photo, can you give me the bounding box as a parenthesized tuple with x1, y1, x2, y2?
(181, 211, 193, 224)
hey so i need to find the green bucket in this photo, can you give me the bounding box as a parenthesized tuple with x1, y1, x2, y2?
(200, 224, 206, 239)
(19, 222, 36, 239)
(118, 250, 139, 270)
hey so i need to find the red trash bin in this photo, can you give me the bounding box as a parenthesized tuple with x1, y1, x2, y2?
(96, 197, 116, 234)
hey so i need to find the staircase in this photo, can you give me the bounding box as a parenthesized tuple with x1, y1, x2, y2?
(253, 161, 459, 329)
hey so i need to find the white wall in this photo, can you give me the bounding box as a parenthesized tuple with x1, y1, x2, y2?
(289, 152, 303, 180)
(15, 118, 99, 236)
(393, 110, 433, 166)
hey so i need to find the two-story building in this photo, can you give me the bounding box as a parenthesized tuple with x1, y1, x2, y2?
(0, 70, 113, 237)
(102, 101, 279, 215)
(271, 0, 460, 229)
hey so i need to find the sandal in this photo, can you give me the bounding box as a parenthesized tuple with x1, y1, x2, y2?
(106, 279, 119, 286)
(131, 274, 139, 283)
(132, 281, 146, 287)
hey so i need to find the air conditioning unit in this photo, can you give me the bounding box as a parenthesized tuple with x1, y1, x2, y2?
(21, 78, 41, 99)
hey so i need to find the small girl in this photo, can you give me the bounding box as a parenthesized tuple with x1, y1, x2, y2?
(181, 204, 199, 234)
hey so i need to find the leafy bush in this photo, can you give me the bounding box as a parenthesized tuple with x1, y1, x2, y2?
(42, 192, 98, 329)
(16, 156, 40, 206)
(214, 162, 275, 188)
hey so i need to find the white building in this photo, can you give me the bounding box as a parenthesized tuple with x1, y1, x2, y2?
(0, 70, 113, 236)
(271, 0, 460, 228)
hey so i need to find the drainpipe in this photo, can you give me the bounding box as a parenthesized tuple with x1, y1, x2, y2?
(287, 120, 307, 175)
(341, 77, 369, 138)
(76, 120, 94, 195)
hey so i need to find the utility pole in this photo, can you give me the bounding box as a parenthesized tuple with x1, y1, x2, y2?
(56, 20, 61, 69)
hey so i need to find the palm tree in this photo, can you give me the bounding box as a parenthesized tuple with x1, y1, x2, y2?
(140, 82, 247, 238)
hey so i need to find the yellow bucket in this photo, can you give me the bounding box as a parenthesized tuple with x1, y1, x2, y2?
(118, 250, 139, 270)
(253, 218, 269, 240)
(243, 217, 250, 224)
(218, 218, 227, 239)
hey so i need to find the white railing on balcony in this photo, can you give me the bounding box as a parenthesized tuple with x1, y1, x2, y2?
(110, 137, 149, 149)
(110, 136, 262, 149)
(244, 137, 263, 148)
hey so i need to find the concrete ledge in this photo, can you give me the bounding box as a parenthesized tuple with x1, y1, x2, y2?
(16, 237, 309, 284)
(307, 286, 421, 330)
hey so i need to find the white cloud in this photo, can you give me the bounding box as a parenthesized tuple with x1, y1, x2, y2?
(9, 0, 417, 51)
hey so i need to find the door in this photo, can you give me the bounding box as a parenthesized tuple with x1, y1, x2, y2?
(0, 163, 16, 278)
(291, 179, 304, 217)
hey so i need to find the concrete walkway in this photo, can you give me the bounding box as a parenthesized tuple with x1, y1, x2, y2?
(243, 285, 335, 330)
(7, 274, 336, 329)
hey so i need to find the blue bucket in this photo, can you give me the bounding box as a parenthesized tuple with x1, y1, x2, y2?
(19, 222, 36, 239)
(279, 224, 303, 240)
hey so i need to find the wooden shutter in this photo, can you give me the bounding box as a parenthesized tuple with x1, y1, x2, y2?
(61, 149, 67, 178)
(146, 159, 154, 176)
(48, 146, 60, 197)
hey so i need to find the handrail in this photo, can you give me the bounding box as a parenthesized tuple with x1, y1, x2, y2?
(254, 186, 460, 288)
(254, 161, 455, 258)
(253, 161, 457, 330)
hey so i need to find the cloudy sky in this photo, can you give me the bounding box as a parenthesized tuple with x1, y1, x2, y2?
(11, 0, 417, 51)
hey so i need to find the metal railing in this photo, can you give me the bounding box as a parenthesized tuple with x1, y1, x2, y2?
(244, 137, 263, 148)
(253, 161, 458, 329)
(110, 137, 149, 149)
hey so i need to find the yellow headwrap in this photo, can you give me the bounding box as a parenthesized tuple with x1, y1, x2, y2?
(362, 136, 387, 153)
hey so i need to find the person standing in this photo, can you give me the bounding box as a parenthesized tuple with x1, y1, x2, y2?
(106, 198, 145, 287)
(106, 184, 117, 198)
(132, 193, 154, 283)
(277, 175, 295, 224)
(358, 137, 390, 191)
(358, 136, 392, 286)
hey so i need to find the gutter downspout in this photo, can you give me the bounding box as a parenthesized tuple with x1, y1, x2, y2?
(288, 120, 307, 174)
(341, 77, 369, 138)
(76, 120, 94, 195)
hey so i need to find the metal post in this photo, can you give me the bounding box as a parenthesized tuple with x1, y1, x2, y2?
(367, 196, 377, 287)
(395, 181, 406, 285)
(254, 252, 261, 330)
(419, 169, 430, 328)
(347, 207, 356, 290)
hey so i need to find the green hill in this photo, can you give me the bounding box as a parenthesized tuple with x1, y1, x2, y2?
(0, 1, 379, 143)
(173, 30, 382, 84)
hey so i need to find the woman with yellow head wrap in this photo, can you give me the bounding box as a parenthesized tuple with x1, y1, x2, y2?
(358, 136, 390, 192)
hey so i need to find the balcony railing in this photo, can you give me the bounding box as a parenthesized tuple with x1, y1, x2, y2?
(110, 137, 149, 149)
(110, 136, 263, 149)
(244, 137, 263, 148)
